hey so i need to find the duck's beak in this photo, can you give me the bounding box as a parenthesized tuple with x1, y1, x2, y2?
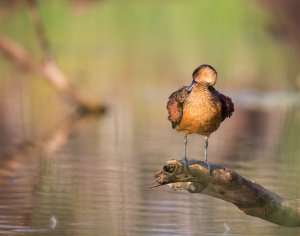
(187, 79, 195, 92)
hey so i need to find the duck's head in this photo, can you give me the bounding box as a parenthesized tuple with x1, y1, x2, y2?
(192, 64, 217, 86)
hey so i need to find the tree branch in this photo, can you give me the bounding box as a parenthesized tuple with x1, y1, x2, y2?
(0, 1, 106, 114)
(26, 0, 52, 60)
(150, 159, 300, 227)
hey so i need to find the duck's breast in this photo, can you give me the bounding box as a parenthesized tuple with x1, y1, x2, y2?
(176, 86, 222, 135)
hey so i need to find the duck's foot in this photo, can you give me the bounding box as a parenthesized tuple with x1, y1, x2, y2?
(204, 161, 211, 174)
(180, 157, 191, 174)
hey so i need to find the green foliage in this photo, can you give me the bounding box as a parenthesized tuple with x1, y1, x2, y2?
(0, 0, 297, 89)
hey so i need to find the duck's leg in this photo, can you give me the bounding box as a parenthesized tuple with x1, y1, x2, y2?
(183, 135, 188, 160)
(182, 135, 189, 172)
(204, 136, 208, 162)
(204, 136, 211, 172)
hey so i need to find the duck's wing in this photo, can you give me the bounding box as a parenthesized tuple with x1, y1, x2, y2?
(209, 87, 234, 122)
(166, 86, 190, 129)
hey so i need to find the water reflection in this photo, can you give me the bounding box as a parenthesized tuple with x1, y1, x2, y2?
(1, 0, 300, 234)
(0, 85, 300, 235)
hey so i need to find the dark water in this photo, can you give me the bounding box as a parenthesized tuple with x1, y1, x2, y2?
(0, 88, 300, 236)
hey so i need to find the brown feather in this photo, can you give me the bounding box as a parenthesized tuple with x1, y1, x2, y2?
(166, 86, 190, 129)
(209, 87, 234, 121)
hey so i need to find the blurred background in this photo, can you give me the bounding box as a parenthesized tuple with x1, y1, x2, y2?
(0, 0, 300, 235)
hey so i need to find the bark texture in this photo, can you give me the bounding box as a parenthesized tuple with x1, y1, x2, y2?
(151, 159, 300, 227)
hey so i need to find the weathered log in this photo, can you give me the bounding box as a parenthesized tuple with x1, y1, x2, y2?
(150, 159, 300, 227)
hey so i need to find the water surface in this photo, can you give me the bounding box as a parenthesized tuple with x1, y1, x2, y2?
(0, 88, 300, 236)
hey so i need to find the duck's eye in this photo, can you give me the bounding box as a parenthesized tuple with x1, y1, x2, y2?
(192, 72, 199, 78)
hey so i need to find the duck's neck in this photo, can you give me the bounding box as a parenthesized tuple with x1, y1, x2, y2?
(191, 83, 210, 93)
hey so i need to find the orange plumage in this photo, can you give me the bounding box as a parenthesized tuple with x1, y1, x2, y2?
(166, 64, 234, 164)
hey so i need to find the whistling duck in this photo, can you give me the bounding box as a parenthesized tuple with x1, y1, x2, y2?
(167, 64, 234, 169)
